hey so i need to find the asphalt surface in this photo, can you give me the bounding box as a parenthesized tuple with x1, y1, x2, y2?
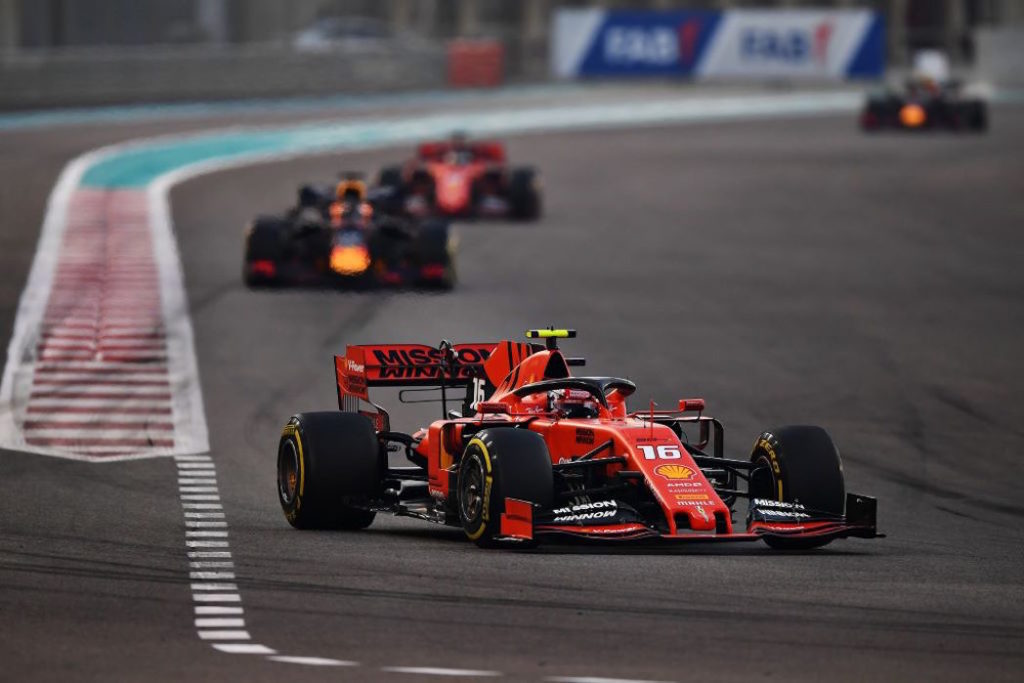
(2, 101, 1024, 682)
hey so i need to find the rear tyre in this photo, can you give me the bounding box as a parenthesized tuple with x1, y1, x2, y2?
(508, 168, 542, 220)
(749, 425, 845, 550)
(277, 412, 381, 530)
(243, 217, 287, 287)
(413, 221, 457, 290)
(457, 429, 554, 547)
(967, 100, 988, 132)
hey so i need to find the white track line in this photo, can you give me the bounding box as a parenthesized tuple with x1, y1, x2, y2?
(213, 644, 277, 655)
(269, 656, 358, 667)
(172, 456, 277, 656)
(382, 667, 502, 677)
(545, 678, 677, 683)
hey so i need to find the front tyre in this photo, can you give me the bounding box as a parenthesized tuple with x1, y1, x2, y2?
(277, 412, 381, 530)
(457, 429, 553, 547)
(749, 425, 845, 550)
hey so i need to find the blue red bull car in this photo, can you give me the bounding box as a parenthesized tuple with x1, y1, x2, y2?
(243, 177, 456, 290)
(861, 78, 987, 132)
(275, 330, 880, 549)
(374, 134, 542, 221)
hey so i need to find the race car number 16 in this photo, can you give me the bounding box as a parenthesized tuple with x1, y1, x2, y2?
(639, 444, 681, 460)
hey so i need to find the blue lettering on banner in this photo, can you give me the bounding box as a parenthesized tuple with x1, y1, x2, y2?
(578, 11, 721, 76)
(567, 9, 884, 79)
(740, 22, 832, 65)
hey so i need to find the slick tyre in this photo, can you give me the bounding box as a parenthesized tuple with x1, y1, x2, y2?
(277, 412, 381, 530)
(243, 217, 286, 286)
(968, 101, 988, 132)
(749, 425, 845, 550)
(413, 221, 456, 290)
(457, 429, 553, 547)
(508, 168, 541, 221)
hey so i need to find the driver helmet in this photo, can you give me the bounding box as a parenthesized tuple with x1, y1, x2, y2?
(335, 179, 367, 202)
(549, 388, 600, 419)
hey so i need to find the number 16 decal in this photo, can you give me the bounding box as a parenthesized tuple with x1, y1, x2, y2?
(639, 444, 681, 460)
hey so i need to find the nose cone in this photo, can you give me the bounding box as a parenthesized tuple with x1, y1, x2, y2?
(329, 245, 371, 275)
(900, 103, 927, 128)
(436, 173, 471, 213)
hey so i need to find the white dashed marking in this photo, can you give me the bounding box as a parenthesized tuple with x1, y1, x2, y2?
(195, 618, 245, 628)
(382, 667, 503, 677)
(173, 455, 278, 657)
(198, 630, 251, 641)
(269, 656, 358, 667)
(212, 644, 277, 655)
(545, 678, 677, 683)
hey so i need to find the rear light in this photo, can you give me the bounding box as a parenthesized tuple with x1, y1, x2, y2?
(420, 263, 448, 279)
(250, 260, 276, 277)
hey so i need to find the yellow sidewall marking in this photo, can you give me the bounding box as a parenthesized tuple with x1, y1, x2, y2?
(463, 439, 493, 541)
(292, 423, 306, 497)
(467, 438, 492, 473)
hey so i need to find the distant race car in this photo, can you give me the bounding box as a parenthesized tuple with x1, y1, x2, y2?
(861, 78, 988, 132)
(375, 133, 542, 220)
(275, 329, 880, 549)
(243, 177, 456, 289)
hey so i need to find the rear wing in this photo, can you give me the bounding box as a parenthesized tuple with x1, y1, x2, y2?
(416, 141, 506, 162)
(335, 343, 497, 406)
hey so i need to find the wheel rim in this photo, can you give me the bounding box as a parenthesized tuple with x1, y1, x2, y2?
(460, 456, 485, 523)
(278, 439, 300, 505)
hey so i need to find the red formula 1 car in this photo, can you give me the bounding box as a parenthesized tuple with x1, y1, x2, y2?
(276, 330, 880, 549)
(375, 134, 541, 221)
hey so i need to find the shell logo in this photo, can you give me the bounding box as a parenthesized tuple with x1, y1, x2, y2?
(654, 464, 694, 480)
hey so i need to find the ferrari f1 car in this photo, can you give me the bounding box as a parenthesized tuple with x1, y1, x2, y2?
(375, 133, 541, 221)
(860, 76, 987, 132)
(243, 177, 456, 289)
(276, 330, 880, 549)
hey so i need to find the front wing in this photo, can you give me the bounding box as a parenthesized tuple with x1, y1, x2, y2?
(499, 494, 880, 545)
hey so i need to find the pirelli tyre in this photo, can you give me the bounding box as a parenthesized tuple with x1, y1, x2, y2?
(507, 168, 542, 221)
(457, 428, 554, 547)
(243, 216, 286, 286)
(963, 100, 988, 132)
(749, 425, 845, 550)
(413, 221, 457, 290)
(277, 412, 381, 530)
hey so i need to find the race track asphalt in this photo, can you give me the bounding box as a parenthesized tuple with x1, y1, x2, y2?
(1, 101, 1023, 682)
